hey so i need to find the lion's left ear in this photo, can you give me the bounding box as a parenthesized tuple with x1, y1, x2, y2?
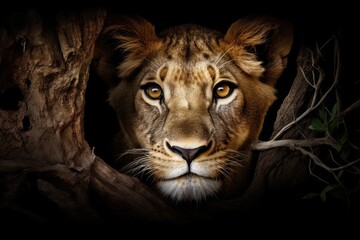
(223, 16, 293, 86)
(103, 16, 162, 79)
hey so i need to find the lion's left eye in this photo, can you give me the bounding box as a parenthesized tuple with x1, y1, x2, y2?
(213, 81, 237, 99)
(141, 83, 163, 100)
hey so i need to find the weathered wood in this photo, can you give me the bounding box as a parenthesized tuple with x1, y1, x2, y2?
(89, 157, 182, 223)
(0, 9, 106, 223)
(0, 9, 105, 169)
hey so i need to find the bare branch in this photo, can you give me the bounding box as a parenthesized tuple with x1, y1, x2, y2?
(293, 146, 331, 172)
(340, 99, 360, 118)
(252, 137, 339, 151)
(308, 159, 329, 184)
(272, 40, 340, 141)
(255, 38, 360, 178)
(294, 146, 360, 172)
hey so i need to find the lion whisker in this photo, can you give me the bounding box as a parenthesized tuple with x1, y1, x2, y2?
(115, 148, 149, 164)
(227, 156, 245, 167)
(123, 157, 149, 174)
(213, 44, 236, 66)
(216, 164, 232, 180)
(218, 59, 239, 69)
(208, 149, 248, 179)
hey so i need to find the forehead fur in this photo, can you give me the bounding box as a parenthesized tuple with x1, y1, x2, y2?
(155, 24, 223, 63)
(110, 16, 295, 81)
(156, 25, 264, 78)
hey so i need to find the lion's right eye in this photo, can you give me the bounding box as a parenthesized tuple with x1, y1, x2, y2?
(141, 83, 163, 100)
(213, 81, 237, 99)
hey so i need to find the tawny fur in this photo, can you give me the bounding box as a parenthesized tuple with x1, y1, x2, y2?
(97, 15, 293, 202)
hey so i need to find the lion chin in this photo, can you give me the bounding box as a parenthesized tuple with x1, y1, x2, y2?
(156, 174, 221, 202)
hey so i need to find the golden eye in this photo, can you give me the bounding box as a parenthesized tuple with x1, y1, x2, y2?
(214, 81, 237, 99)
(142, 83, 163, 100)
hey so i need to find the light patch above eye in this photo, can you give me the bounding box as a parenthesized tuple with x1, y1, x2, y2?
(159, 66, 168, 81)
(207, 65, 216, 81)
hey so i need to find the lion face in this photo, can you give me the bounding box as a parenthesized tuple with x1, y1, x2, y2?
(106, 16, 293, 202)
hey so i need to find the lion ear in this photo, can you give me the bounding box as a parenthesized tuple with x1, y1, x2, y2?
(104, 16, 161, 78)
(224, 16, 293, 86)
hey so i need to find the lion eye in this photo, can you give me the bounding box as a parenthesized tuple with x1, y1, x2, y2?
(142, 83, 163, 100)
(213, 81, 237, 99)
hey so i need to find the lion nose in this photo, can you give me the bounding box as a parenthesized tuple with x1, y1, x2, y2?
(166, 142, 212, 163)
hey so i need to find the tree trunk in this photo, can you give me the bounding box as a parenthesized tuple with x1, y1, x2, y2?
(0, 10, 104, 167)
(0, 9, 105, 223)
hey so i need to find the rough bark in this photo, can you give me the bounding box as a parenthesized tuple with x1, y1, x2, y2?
(0, 9, 104, 168)
(0, 9, 105, 223)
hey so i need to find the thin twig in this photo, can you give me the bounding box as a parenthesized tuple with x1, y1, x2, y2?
(308, 158, 329, 184)
(293, 146, 360, 172)
(294, 146, 332, 172)
(252, 136, 339, 151)
(273, 44, 340, 141)
(340, 99, 360, 118)
(257, 38, 358, 180)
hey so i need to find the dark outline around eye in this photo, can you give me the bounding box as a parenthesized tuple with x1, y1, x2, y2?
(213, 81, 238, 99)
(141, 82, 163, 101)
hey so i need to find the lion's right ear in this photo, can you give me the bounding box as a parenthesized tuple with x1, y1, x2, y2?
(97, 16, 161, 80)
(223, 16, 293, 86)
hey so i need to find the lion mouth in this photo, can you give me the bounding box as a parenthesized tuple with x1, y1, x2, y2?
(156, 173, 221, 201)
(163, 172, 216, 181)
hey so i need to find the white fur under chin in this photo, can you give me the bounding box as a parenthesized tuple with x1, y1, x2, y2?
(156, 175, 221, 202)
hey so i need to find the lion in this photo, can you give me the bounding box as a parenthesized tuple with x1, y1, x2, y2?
(95, 15, 293, 202)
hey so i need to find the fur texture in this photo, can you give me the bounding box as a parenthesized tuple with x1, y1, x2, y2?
(98, 15, 293, 202)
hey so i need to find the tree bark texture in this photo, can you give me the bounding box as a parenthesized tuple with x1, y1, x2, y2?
(0, 9, 105, 168)
(0, 9, 106, 223)
(0, 10, 356, 225)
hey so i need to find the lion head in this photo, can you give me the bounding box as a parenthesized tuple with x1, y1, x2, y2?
(100, 16, 293, 202)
